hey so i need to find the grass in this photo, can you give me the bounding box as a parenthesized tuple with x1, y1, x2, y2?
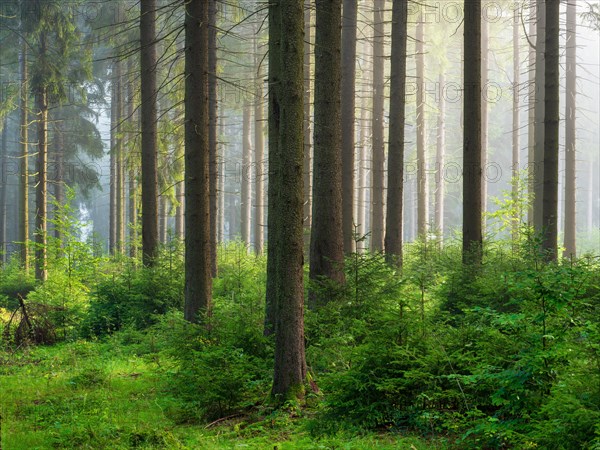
(0, 337, 446, 449)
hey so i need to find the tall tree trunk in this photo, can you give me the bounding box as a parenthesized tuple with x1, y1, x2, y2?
(184, 0, 212, 322)
(241, 103, 252, 249)
(19, 39, 29, 270)
(35, 85, 48, 281)
(512, 4, 521, 241)
(341, 0, 358, 254)
(462, 0, 482, 265)
(218, 113, 225, 243)
(370, 0, 385, 252)
(527, 2, 535, 225)
(208, 0, 218, 275)
(357, 93, 368, 243)
(541, 0, 559, 260)
(265, 0, 282, 336)
(563, 0, 576, 258)
(254, 34, 265, 256)
(309, 0, 345, 307)
(384, 0, 408, 267)
(481, 5, 489, 219)
(435, 72, 446, 237)
(140, 0, 159, 266)
(109, 65, 117, 255)
(303, 0, 312, 253)
(115, 60, 125, 254)
(127, 58, 138, 259)
(416, 14, 428, 237)
(271, 0, 307, 401)
(53, 124, 65, 242)
(533, 0, 546, 234)
(0, 120, 7, 264)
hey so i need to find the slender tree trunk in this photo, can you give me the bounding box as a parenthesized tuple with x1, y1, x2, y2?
(384, 0, 408, 267)
(527, 2, 536, 225)
(370, 0, 385, 252)
(218, 113, 225, 243)
(208, 0, 218, 275)
(271, 0, 307, 401)
(563, 0, 576, 258)
(254, 34, 265, 256)
(481, 5, 489, 219)
(541, 0, 559, 260)
(115, 60, 125, 254)
(19, 39, 29, 270)
(53, 125, 65, 241)
(357, 94, 368, 243)
(341, 0, 358, 254)
(512, 4, 521, 241)
(533, 0, 546, 234)
(303, 0, 312, 252)
(109, 65, 117, 255)
(35, 84, 48, 281)
(265, 0, 282, 336)
(241, 103, 252, 249)
(588, 165, 594, 232)
(0, 120, 7, 263)
(463, 0, 482, 265)
(416, 14, 428, 237)
(435, 72, 445, 238)
(309, 0, 345, 307)
(127, 58, 138, 258)
(140, 0, 159, 266)
(184, 0, 212, 322)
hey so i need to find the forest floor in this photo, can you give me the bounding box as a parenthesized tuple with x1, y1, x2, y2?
(0, 339, 445, 449)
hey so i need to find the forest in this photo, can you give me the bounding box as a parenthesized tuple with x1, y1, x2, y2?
(0, 0, 599, 448)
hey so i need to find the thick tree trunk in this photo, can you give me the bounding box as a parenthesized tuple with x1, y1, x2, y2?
(341, 0, 358, 254)
(271, 0, 307, 402)
(435, 72, 445, 238)
(542, 0, 559, 260)
(512, 5, 520, 241)
(208, 0, 218, 275)
(462, 0, 482, 265)
(303, 0, 312, 252)
(370, 0, 385, 252)
(241, 103, 252, 249)
(19, 40, 29, 270)
(264, 0, 282, 336)
(384, 0, 408, 267)
(563, 0, 576, 258)
(416, 15, 428, 237)
(184, 0, 212, 322)
(254, 34, 265, 256)
(140, 0, 159, 266)
(309, 0, 346, 307)
(533, 0, 546, 234)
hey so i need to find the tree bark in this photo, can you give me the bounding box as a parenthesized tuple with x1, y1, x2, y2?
(209, 0, 218, 275)
(563, 0, 576, 258)
(309, 0, 346, 307)
(35, 86, 48, 281)
(512, 5, 520, 241)
(264, 0, 282, 336)
(184, 0, 212, 322)
(53, 124, 65, 242)
(140, 0, 159, 266)
(303, 0, 312, 253)
(271, 0, 307, 401)
(541, 0, 559, 260)
(370, 0, 385, 252)
(109, 64, 117, 255)
(481, 4, 489, 219)
(115, 59, 125, 254)
(527, 2, 535, 225)
(533, 0, 546, 234)
(462, 0, 482, 265)
(0, 120, 7, 264)
(341, 0, 358, 254)
(384, 0, 408, 267)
